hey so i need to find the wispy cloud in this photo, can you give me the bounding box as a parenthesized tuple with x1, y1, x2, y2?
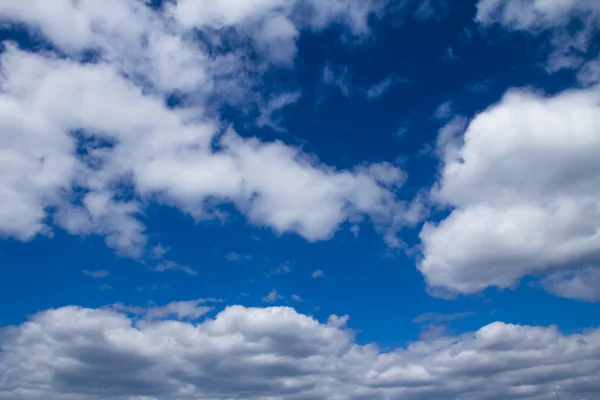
(82, 269, 110, 279)
(323, 64, 352, 98)
(153, 260, 197, 276)
(365, 75, 409, 101)
(111, 299, 218, 321)
(265, 264, 291, 278)
(467, 79, 494, 93)
(151, 244, 169, 259)
(311, 269, 324, 278)
(225, 252, 253, 262)
(256, 92, 302, 132)
(412, 311, 474, 341)
(262, 289, 283, 303)
(433, 100, 454, 120)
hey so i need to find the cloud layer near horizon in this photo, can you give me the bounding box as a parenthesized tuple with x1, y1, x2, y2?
(1, 304, 599, 400)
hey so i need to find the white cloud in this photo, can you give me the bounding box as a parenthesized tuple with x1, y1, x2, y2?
(82, 269, 110, 279)
(256, 91, 302, 132)
(413, 0, 450, 20)
(262, 289, 283, 303)
(312, 269, 325, 278)
(323, 64, 352, 97)
(144, 300, 214, 321)
(110, 299, 217, 321)
(420, 86, 600, 298)
(265, 264, 291, 278)
(291, 294, 303, 302)
(433, 100, 453, 120)
(1, 304, 599, 399)
(475, 0, 600, 31)
(365, 75, 406, 101)
(542, 267, 600, 302)
(475, 0, 600, 73)
(153, 261, 198, 276)
(0, 1, 416, 257)
(225, 252, 253, 262)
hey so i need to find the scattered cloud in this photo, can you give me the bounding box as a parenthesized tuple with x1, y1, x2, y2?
(323, 64, 352, 97)
(475, 0, 600, 73)
(1, 305, 599, 400)
(365, 75, 408, 101)
(413, 312, 474, 342)
(433, 100, 454, 120)
(444, 47, 457, 60)
(291, 294, 303, 302)
(265, 264, 291, 278)
(110, 299, 217, 321)
(153, 260, 198, 276)
(394, 120, 410, 139)
(262, 289, 283, 303)
(312, 269, 325, 278)
(412, 0, 450, 21)
(467, 79, 494, 93)
(81, 269, 110, 279)
(151, 244, 169, 259)
(256, 91, 302, 132)
(412, 311, 474, 324)
(0, 0, 413, 260)
(225, 252, 253, 262)
(97, 284, 113, 291)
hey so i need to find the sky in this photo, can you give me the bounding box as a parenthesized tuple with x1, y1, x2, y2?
(0, 0, 599, 399)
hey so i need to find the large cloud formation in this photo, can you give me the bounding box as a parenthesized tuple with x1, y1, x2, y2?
(420, 86, 600, 300)
(0, 0, 422, 256)
(1, 304, 599, 400)
(417, 0, 600, 300)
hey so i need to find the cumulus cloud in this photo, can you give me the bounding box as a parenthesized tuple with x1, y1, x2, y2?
(0, 0, 415, 257)
(1, 304, 599, 399)
(420, 86, 600, 298)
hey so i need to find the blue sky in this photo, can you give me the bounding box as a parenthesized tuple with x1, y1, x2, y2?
(0, 1, 600, 399)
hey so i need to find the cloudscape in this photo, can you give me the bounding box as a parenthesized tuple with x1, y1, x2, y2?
(0, 0, 599, 399)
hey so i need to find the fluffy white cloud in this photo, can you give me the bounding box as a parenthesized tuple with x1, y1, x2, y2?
(0, 304, 599, 399)
(420, 86, 600, 299)
(0, 1, 414, 255)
